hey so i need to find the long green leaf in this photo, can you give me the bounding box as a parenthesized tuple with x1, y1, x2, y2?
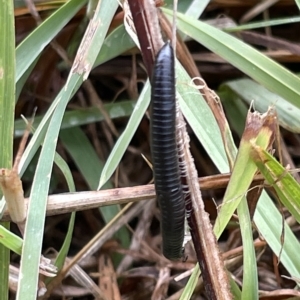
(16, 0, 119, 297)
(254, 191, 300, 276)
(222, 78, 300, 133)
(17, 74, 81, 300)
(16, 23, 135, 182)
(251, 146, 300, 223)
(0, 1, 15, 299)
(51, 152, 76, 273)
(16, 0, 87, 83)
(237, 198, 258, 300)
(225, 16, 300, 32)
(94, 24, 135, 67)
(176, 63, 229, 173)
(14, 101, 135, 138)
(163, 8, 300, 110)
(98, 80, 151, 189)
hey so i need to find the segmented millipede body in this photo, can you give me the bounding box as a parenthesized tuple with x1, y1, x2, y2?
(150, 42, 185, 260)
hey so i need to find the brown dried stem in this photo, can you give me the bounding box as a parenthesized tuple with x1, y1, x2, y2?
(126, 0, 163, 77)
(176, 112, 232, 299)
(0, 116, 34, 234)
(0, 173, 265, 222)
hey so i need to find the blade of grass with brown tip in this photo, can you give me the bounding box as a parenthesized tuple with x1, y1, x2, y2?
(215, 107, 277, 238)
(214, 108, 276, 299)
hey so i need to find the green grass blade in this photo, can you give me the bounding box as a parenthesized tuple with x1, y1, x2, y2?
(60, 127, 130, 251)
(254, 191, 300, 277)
(54, 212, 75, 269)
(183, 0, 211, 18)
(214, 109, 275, 238)
(222, 78, 300, 133)
(225, 16, 300, 32)
(17, 13, 128, 180)
(251, 146, 300, 223)
(52, 153, 76, 271)
(16, 0, 87, 83)
(237, 198, 258, 300)
(17, 0, 119, 295)
(94, 24, 135, 67)
(60, 126, 111, 190)
(230, 278, 242, 299)
(53, 152, 76, 194)
(16, 74, 81, 300)
(98, 80, 151, 189)
(0, 2, 15, 167)
(0, 1, 15, 298)
(16, 57, 38, 102)
(162, 8, 300, 110)
(0, 214, 10, 292)
(0, 226, 23, 256)
(46, 152, 76, 282)
(14, 100, 135, 138)
(295, 0, 300, 10)
(176, 63, 230, 173)
(179, 265, 200, 300)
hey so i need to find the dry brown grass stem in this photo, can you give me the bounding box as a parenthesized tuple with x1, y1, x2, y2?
(1, 173, 265, 222)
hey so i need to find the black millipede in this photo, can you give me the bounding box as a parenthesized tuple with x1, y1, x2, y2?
(150, 42, 185, 260)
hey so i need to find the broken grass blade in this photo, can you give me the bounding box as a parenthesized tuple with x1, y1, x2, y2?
(250, 145, 300, 224)
(0, 169, 26, 225)
(214, 107, 276, 238)
(212, 108, 277, 299)
(0, 117, 33, 233)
